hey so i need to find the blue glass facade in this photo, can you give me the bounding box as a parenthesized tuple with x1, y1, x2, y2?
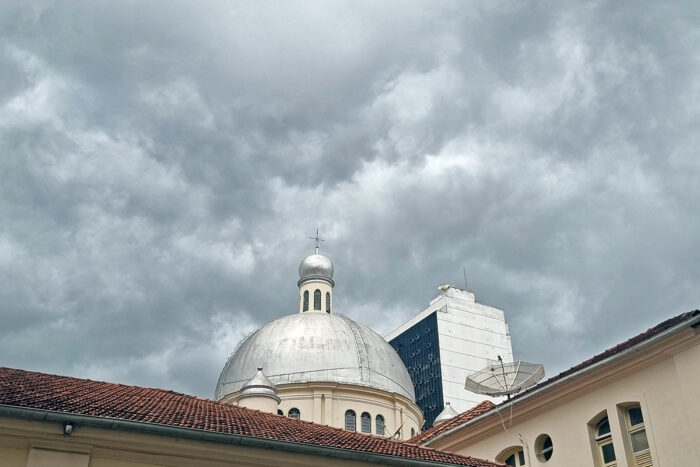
(389, 311, 444, 428)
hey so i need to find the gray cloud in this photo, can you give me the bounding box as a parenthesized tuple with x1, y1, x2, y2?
(1, 0, 699, 398)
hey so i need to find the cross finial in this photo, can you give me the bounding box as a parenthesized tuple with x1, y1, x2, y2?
(309, 228, 324, 254)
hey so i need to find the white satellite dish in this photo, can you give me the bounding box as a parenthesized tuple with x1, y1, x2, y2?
(465, 356, 545, 398)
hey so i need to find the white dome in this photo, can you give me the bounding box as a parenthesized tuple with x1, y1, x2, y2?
(216, 312, 415, 401)
(298, 254, 334, 285)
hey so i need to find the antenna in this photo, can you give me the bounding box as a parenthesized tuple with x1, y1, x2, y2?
(465, 359, 545, 398)
(309, 228, 325, 254)
(463, 268, 468, 291)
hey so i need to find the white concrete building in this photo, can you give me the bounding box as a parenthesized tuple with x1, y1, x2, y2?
(386, 285, 514, 427)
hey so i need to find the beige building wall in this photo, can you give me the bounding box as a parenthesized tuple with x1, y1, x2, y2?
(222, 381, 423, 440)
(0, 416, 383, 467)
(426, 327, 700, 467)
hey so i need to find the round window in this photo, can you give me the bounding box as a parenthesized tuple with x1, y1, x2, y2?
(535, 434, 553, 462)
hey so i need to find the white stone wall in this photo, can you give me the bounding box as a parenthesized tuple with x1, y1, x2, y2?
(386, 286, 514, 416)
(434, 287, 513, 413)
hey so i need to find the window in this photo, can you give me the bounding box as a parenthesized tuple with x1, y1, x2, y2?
(411, 428, 416, 438)
(535, 434, 553, 462)
(497, 447, 526, 466)
(626, 406, 650, 453)
(345, 410, 356, 431)
(376, 415, 385, 435)
(326, 292, 331, 313)
(595, 417, 616, 466)
(277, 409, 283, 415)
(314, 289, 321, 310)
(288, 408, 300, 419)
(361, 412, 371, 433)
(504, 451, 526, 466)
(303, 291, 309, 312)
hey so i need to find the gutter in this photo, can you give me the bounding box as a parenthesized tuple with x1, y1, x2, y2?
(425, 312, 700, 447)
(0, 405, 476, 467)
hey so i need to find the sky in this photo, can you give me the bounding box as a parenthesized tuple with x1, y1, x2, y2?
(1, 1, 699, 399)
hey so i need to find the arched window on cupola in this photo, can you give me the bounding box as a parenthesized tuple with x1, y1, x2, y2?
(375, 414, 385, 435)
(303, 291, 309, 312)
(288, 408, 300, 419)
(345, 410, 356, 431)
(361, 412, 371, 433)
(314, 289, 321, 310)
(326, 292, 331, 313)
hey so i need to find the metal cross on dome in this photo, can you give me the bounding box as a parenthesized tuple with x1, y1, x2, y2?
(309, 228, 325, 254)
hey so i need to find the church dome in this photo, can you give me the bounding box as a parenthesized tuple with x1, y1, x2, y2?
(215, 312, 415, 401)
(298, 254, 334, 285)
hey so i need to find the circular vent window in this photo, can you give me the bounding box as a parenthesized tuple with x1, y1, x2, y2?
(535, 434, 553, 462)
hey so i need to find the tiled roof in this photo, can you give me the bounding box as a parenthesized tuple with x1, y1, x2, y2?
(0, 367, 501, 467)
(408, 401, 496, 445)
(418, 310, 700, 446)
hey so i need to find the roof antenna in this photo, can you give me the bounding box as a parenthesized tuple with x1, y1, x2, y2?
(309, 228, 324, 254)
(463, 268, 468, 291)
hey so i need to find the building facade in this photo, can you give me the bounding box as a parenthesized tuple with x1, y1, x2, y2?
(413, 310, 700, 467)
(386, 285, 514, 427)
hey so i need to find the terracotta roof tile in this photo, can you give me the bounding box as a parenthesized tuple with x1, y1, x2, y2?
(0, 366, 501, 466)
(407, 401, 496, 445)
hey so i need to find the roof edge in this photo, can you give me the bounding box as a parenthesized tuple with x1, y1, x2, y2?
(424, 310, 700, 447)
(0, 404, 477, 467)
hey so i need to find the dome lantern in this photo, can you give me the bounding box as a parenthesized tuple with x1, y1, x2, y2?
(298, 229, 334, 313)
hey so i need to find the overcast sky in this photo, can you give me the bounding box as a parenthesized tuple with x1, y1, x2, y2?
(1, 1, 699, 399)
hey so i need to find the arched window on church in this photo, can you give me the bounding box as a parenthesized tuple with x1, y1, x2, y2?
(288, 408, 300, 419)
(314, 289, 321, 310)
(361, 412, 371, 433)
(376, 414, 385, 435)
(303, 291, 309, 312)
(326, 292, 331, 313)
(345, 410, 356, 431)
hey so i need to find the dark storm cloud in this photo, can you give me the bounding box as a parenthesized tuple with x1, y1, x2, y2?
(1, 0, 699, 397)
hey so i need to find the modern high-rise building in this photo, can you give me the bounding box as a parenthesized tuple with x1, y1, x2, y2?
(386, 285, 514, 427)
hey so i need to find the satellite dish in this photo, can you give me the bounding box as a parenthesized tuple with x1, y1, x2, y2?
(465, 356, 545, 398)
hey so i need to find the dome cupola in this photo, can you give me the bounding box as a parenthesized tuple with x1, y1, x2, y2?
(236, 367, 280, 414)
(298, 254, 334, 286)
(433, 401, 459, 426)
(297, 230, 334, 313)
(215, 234, 424, 440)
